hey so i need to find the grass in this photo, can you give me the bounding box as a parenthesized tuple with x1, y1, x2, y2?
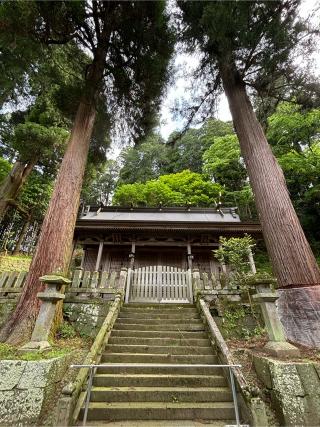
(0, 342, 70, 361)
(0, 335, 91, 361)
(0, 254, 31, 272)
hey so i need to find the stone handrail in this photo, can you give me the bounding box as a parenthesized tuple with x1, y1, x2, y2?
(199, 298, 269, 426)
(54, 292, 123, 425)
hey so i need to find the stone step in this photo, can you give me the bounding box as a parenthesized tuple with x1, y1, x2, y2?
(111, 330, 208, 339)
(121, 308, 198, 315)
(104, 344, 212, 355)
(113, 323, 205, 332)
(108, 336, 211, 347)
(81, 401, 235, 421)
(122, 304, 196, 309)
(93, 374, 227, 387)
(115, 318, 202, 326)
(101, 353, 218, 364)
(97, 361, 222, 376)
(83, 420, 235, 427)
(90, 387, 232, 403)
(118, 312, 200, 320)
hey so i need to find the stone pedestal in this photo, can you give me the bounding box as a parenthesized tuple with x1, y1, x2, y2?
(252, 278, 300, 357)
(20, 275, 71, 352)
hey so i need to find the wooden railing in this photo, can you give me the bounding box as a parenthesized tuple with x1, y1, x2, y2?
(0, 268, 122, 301)
(0, 267, 239, 303)
(0, 271, 27, 299)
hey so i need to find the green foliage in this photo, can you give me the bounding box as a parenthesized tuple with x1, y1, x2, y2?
(0, 255, 31, 272)
(267, 103, 320, 155)
(19, 171, 53, 220)
(119, 135, 168, 184)
(218, 305, 265, 340)
(0, 158, 11, 183)
(57, 322, 77, 339)
(178, 1, 317, 122)
(203, 134, 247, 191)
(12, 122, 68, 164)
(214, 235, 255, 273)
(0, 342, 70, 361)
(82, 160, 118, 205)
(113, 170, 223, 207)
(167, 119, 234, 174)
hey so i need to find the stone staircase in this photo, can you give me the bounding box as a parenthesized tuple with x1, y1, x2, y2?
(80, 303, 236, 424)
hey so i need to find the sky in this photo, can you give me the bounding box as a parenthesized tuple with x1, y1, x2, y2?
(158, 0, 320, 139)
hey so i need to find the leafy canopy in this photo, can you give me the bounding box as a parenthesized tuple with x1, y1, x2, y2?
(113, 170, 223, 207)
(0, 0, 174, 143)
(177, 1, 318, 124)
(203, 135, 247, 191)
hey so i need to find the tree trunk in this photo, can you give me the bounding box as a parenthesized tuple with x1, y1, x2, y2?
(0, 101, 96, 344)
(0, 46, 107, 344)
(12, 219, 30, 255)
(0, 159, 37, 220)
(219, 61, 320, 347)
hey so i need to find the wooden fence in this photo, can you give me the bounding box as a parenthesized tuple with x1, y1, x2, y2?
(0, 269, 121, 301)
(0, 268, 238, 302)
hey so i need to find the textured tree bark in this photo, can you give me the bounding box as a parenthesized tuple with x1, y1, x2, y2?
(12, 219, 30, 255)
(220, 62, 320, 286)
(0, 159, 37, 220)
(0, 101, 96, 343)
(0, 46, 107, 344)
(219, 62, 320, 346)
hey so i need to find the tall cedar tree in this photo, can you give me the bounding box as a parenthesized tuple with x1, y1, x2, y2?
(0, 1, 173, 343)
(178, 1, 320, 345)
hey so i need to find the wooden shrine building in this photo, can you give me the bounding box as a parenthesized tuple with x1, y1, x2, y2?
(74, 206, 261, 279)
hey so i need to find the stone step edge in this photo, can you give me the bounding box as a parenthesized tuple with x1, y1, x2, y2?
(90, 386, 230, 392)
(93, 374, 225, 379)
(85, 401, 234, 409)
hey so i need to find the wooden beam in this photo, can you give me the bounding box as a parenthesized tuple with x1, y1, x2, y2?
(95, 241, 104, 271)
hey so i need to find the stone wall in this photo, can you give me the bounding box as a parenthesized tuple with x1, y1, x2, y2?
(0, 354, 72, 425)
(253, 355, 320, 426)
(64, 301, 112, 337)
(0, 301, 16, 329)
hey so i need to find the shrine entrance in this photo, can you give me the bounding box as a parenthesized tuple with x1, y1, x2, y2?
(125, 265, 193, 304)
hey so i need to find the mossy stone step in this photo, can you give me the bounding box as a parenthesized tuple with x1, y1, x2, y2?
(110, 330, 208, 339)
(115, 318, 202, 325)
(93, 374, 226, 387)
(104, 344, 213, 355)
(90, 386, 232, 403)
(113, 323, 205, 331)
(123, 304, 196, 309)
(118, 312, 200, 320)
(108, 337, 211, 347)
(101, 353, 218, 364)
(80, 401, 235, 421)
(95, 366, 225, 376)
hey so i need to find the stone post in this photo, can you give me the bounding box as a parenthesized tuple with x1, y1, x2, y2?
(118, 267, 128, 294)
(20, 275, 71, 352)
(251, 278, 300, 357)
(248, 248, 257, 274)
(192, 268, 201, 299)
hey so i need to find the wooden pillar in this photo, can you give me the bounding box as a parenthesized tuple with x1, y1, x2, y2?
(187, 242, 193, 270)
(129, 241, 136, 269)
(95, 241, 104, 271)
(248, 248, 257, 274)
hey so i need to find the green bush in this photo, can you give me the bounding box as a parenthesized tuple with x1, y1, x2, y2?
(57, 322, 77, 339)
